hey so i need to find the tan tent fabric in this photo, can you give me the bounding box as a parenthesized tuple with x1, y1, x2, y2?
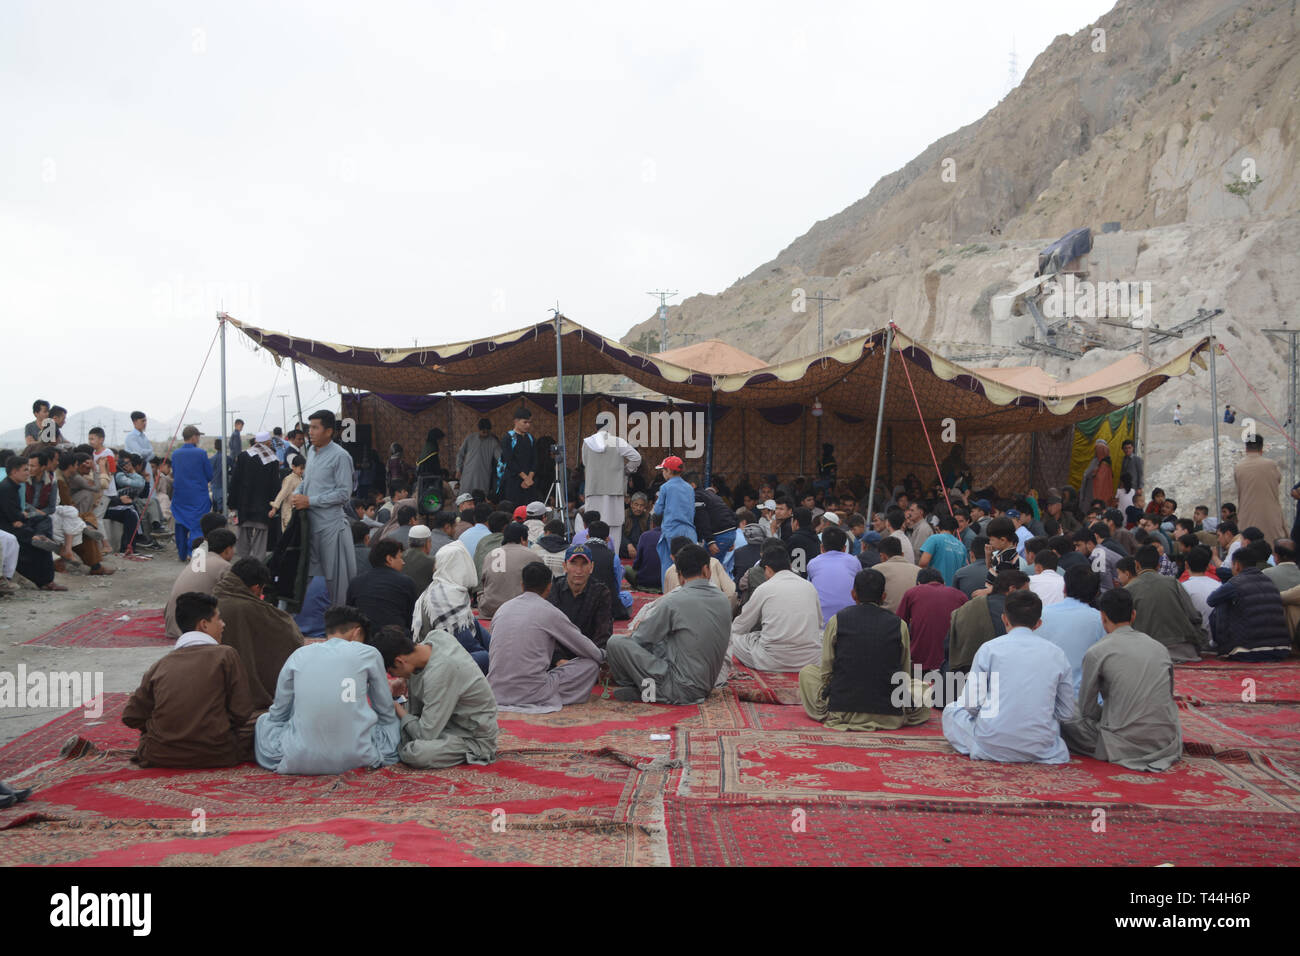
(652, 340, 767, 374)
(227, 315, 1210, 436)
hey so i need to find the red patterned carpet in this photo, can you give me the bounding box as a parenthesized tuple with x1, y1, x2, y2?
(1174, 659, 1300, 704)
(2, 655, 1299, 865)
(22, 608, 170, 648)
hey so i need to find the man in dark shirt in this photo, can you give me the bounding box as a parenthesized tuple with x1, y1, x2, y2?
(345, 539, 419, 629)
(787, 507, 821, 578)
(584, 520, 629, 620)
(547, 544, 613, 664)
(0, 455, 60, 589)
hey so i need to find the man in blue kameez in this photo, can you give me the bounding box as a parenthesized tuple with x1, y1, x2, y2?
(254, 606, 399, 774)
(652, 455, 696, 590)
(170, 425, 213, 561)
(291, 409, 357, 605)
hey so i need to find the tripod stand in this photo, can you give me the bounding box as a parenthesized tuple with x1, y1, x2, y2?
(544, 479, 566, 517)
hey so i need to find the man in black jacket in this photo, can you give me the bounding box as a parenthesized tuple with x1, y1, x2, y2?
(687, 473, 738, 573)
(228, 431, 283, 560)
(0, 455, 61, 589)
(547, 546, 612, 664)
(584, 520, 629, 620)
(344, 539, 419, 629)
(787, 507, 821, 578)
(498, 407, 538, 504)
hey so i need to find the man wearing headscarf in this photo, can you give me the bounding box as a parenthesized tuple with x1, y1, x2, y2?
(1081, 440, 1115, 507)
(228, 430, 281, 560)
(582, 418, 642, 554)
(411, 540, 491, 673)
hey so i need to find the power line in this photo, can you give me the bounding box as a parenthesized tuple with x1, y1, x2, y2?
(647, 290, 677, 351)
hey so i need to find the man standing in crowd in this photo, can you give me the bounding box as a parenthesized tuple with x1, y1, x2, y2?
(291, 410, 357, 605)
(125, 411, 153, 479)
(498, 406, 537, 503)
(652, 455, 695, 590)
(229, 418, 245, 457)
(582, 418, 641, 555)
(228, 430, 280, 560)
(170, 425, 212, 562)
(1235, 434, 1289, 543)
(456, 417, 500, 496)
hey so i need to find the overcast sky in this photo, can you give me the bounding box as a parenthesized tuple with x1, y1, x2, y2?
(2, 0, 1115, 434)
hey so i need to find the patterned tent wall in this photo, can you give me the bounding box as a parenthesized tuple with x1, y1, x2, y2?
(343, 392, 1079, 501)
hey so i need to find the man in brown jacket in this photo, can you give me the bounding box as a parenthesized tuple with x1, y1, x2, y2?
(1235, 435, 1289, 542)
(122, 592, 261, 767)
(213, 558, 306, 710)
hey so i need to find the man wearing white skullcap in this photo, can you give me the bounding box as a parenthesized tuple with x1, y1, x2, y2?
(229, 430, 282, 560)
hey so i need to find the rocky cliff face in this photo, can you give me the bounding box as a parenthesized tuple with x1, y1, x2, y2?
(621, 0, 1300, 432)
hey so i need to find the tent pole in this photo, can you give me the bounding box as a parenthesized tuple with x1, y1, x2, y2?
(291, 359, 305, 430)
(705, 391, 716, 487)
(865, 326, 894, 523)
(1209, 331, 1222, 516)
(219, 313, 228, 516)
(553, 311, 570, 537)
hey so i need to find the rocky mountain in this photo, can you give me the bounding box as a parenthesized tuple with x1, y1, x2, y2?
(621, 0, 1300, 437)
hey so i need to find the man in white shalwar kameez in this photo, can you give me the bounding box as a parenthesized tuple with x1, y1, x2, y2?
(725, 548, 823, 674)
(255, 606, 399, 774)
(292, 410, 358, 606)
(582, 419, 641, 555)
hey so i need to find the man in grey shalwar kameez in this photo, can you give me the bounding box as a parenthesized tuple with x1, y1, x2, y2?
(606, 543, 731, 703)
(487, 561, 605, 712)
(371, 625, 498, 769)
(1061, 587, 1182, 771)
(292, 410, 357, 605)
(456, 418, 501, 497)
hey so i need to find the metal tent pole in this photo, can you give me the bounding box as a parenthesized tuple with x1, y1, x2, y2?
(705, 391, 716, 487)
(1209, 331, 1222, 517)
(553, 309, 570, 537)
(219, 313, 229, 516)
(291, 360, 305, 430)
(865, 326, 895, 522)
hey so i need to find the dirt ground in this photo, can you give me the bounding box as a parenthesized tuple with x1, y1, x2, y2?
(0, 543, 179, 747)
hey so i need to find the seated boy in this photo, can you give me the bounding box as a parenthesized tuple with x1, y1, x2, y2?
(122, 592, 260, 767)
(254, 606, 400, 774)
(369, 624, 499, 769)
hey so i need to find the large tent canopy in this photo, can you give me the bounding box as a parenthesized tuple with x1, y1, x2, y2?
(228, 314, 1212, 436)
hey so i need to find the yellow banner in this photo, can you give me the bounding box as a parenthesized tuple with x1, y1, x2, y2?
(1069, 407, 1136, 494)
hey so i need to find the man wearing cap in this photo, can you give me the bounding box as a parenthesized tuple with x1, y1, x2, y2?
(228, 430, 281, 560)
(969, 499, 992, 536)
(582, 418, 642, 554)
(171, 425, 214, 561)
(757, 499, 778, 537)
(478, 522, 541, 617)
(402, 523, 436, 594)
(497, 407, 537, 504)
(547, 543, 613, 656)
(452, 493, 476, 538)
(1044, 495, 1079, 534)
(652, 455, 696, 590)
(523, 500, 547, 545)
(456, 418, 501, 498)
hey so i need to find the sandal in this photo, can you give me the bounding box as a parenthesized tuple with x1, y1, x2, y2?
(39, 582, 69, 591)
(30, 536, 62, 554)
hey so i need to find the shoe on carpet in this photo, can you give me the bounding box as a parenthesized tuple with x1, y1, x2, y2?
(59, 736, 100, 759)
(0, 793, 13, 809)
(0, 780, 33, 804)
(612, 685, 643, 702)
(88, 566, 115, 576)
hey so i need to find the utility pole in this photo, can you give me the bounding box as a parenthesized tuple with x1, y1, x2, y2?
(808, 291, 839, 351)
(1262, 327, 1299, 497)
(1209, 326, 1222, 517)
(647, 290, 677, 352)
(1140, 324, 1150, 456)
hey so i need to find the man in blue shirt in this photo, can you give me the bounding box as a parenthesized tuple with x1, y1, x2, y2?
(651, 455, 695, 590)
(918, 515, 967, 586)
(942, 589, 1074, 763)
(124, 411, 154, 480)
(1035, 565, 1106, 694)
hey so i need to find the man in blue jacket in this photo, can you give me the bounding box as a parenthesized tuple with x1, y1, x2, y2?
(652, 455, 695, 590)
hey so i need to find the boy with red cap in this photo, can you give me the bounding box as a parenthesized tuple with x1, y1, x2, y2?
(651, 456, 695, 590)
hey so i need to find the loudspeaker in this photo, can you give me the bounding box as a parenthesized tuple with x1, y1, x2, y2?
(416, 476, 444, 515)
